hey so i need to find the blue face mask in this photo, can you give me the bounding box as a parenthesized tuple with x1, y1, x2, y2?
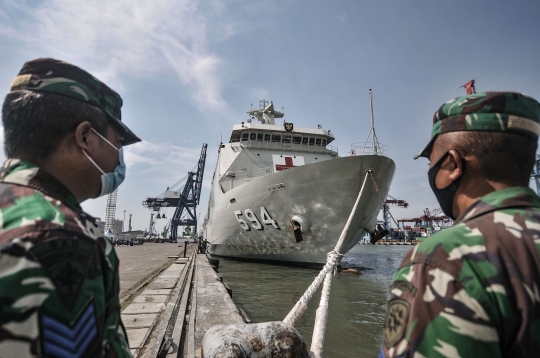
(82, 128, 126, 197)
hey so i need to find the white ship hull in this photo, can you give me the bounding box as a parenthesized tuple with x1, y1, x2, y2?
(205, 154, 395, 265)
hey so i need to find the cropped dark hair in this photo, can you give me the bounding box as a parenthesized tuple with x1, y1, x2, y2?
(2, 90, 109, 160)
(441, 131, 538, 186)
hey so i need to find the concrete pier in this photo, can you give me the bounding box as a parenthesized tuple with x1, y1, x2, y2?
(117, 243, 190, 299)
(118, 244, 250, 357)
(194, 254, 246, 357)
(116, 242, 195, 357)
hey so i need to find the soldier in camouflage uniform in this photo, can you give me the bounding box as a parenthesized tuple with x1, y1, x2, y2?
(0, 59, 141, 357)
(381, 92, 540, 357)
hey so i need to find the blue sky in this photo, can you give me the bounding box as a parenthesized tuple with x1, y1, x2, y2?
(1, 1, 539, 233)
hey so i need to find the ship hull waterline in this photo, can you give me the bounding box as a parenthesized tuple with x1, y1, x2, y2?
(206, 155, 395, 266)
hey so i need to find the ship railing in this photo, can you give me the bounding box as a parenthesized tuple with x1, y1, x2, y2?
(349, 142, 388, 157)
(231, 139, 338, 156)
(234, 166, 273, 180)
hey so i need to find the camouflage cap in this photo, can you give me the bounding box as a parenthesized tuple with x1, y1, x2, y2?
(414, 91, 540, 159)
(9, 58, 141, 146)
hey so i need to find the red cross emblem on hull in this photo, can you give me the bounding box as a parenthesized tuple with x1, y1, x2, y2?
(275, 157, 297, 172)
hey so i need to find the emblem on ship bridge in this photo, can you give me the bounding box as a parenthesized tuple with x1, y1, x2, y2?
(284, 122, 293, 132)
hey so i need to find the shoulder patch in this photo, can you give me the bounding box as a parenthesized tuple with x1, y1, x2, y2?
(384, 299, 410, 348)
(391, 281, 418, 296)
(30, 237, 96, 310)
(40, 300, 99, 358)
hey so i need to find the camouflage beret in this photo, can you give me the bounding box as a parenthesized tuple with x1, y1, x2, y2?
(414, 91, 540, 159)
(9, 58, 140, 146)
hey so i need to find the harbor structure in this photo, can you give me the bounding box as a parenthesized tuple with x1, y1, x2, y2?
(143, 144, 208, 241)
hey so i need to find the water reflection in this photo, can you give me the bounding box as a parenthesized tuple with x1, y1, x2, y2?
(215, 244, 410, 357)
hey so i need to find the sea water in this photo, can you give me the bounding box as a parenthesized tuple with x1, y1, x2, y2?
(215, 244, 410, 357)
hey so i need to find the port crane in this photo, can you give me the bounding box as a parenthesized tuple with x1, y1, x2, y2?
(397, 208, 452, 230)
(382, 194, 409, 231)
(371, 194, 408, 243)
(104, 188, 118, 233)
(143, 143, 207, 240)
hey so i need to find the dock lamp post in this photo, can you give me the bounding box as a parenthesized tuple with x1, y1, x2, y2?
(123, 210, 126, 233)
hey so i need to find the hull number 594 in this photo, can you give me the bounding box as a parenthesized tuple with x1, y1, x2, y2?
(234, 207, 280, 231)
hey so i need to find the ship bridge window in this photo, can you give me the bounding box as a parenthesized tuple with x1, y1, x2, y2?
(309, 137, 315, 145)
(315, 138, 322, 145)
(257, 133, 264, 141)
(264, 134, 271, 141)
(250, 133, 256, 140)
(282, 135, 291, 143)
(302, 137, 308, 144)
(292, 136, 301, 144)
(272, 134, 281, 142)
(241, 132, 249, 141)
(322, 139, 327, 147)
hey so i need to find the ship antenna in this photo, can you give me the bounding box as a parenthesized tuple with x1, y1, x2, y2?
(219, 121, 222, 144)
(365, 88, 380, 155)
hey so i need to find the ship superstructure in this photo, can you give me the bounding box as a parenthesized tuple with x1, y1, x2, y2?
(204, 98, 395, 265)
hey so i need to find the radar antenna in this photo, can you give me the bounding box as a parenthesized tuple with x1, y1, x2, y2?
(247, 100, 283, 125)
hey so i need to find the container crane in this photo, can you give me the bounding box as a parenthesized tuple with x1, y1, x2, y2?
(398, 208, 452, 230)
(143, 143, 207, 241)
(382, 194, 409, 231)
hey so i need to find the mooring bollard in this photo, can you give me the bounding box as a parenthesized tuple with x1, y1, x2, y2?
(208, 257, 219, 267)
(184, 241, 188, 258)
(202, 321, 308, 358)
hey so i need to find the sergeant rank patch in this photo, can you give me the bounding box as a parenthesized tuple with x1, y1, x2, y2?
(384, 299, 410, 348)
(41, 301, 98, 358)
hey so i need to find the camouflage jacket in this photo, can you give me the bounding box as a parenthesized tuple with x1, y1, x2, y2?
(0, 159, 130, 357)
(381, 187, 540, 357)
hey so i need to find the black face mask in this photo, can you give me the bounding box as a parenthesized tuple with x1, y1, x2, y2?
(427, 151, 465, 220)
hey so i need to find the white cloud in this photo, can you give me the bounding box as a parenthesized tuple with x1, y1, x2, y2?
(124, 140, 217, 188)
(125, 140, 202, 181)
(250, 88, 270, 102)
(5, 0, 228, 112)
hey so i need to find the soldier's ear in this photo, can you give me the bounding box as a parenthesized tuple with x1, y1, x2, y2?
(73, 121, 96, 153)
(447, 150, 465, 181)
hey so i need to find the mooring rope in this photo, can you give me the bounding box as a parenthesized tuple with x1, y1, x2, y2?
(283, 169, 373, 358)
(310, 270, 333, 357)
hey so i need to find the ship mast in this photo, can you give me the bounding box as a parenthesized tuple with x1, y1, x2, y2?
(247, 99, 284, 125)
(364, 88, 380, 154)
